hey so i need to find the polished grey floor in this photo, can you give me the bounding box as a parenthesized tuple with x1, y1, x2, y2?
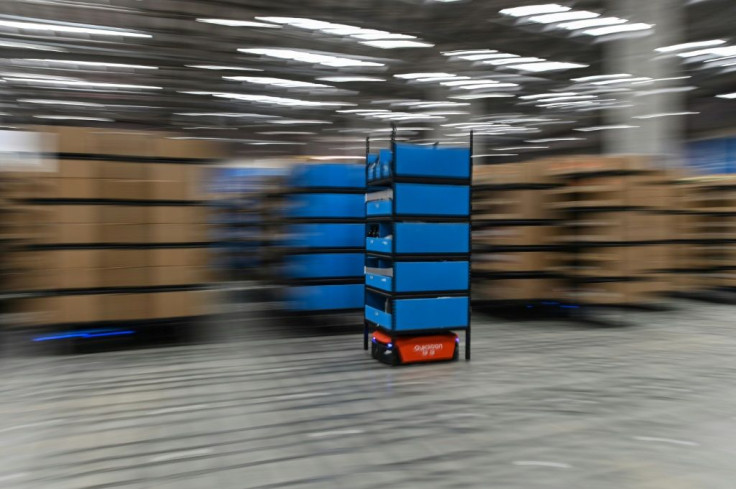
(2, 299, 736, 489)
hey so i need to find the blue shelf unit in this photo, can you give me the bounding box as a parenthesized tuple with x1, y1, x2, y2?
(363, 134, 473, 361)
(281, 164, 366, 312)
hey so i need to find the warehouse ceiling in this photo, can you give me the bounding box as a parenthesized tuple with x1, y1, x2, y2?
(0, 0, 734, 157)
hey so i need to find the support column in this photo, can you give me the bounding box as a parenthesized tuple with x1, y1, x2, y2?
(604, 0, 686, 165)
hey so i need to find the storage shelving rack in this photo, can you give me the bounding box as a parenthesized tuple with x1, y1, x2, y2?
(363, 131, 473, 363)
(280, 164, 366, 312)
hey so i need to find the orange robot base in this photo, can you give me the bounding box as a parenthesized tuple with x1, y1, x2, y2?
(371, 330, 459, 365)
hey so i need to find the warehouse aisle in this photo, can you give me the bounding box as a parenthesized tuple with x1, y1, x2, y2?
(2, 301, 736, 489)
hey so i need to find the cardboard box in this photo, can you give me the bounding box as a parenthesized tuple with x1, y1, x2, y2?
(57, 160, 99, 179)
(99, 267, 148, 287)
(474, 189, 556, 220)
(562, 279, 668, 305)
(99, 161, 148, 180)
(148, 181, 187, 201)
(57, 178, 99, 199)
(99, 224, 148, 244)
(155, 137, 224, 159)
(46, 126, 100, 154)
(150, 290, 208, 318)
(473, 251, 553, 272)
(149, 266, 206, 286)
(149, 163, 187, 182)
(99, 180, 148, 200)
(100, 205, 147, 224)
(50, 223, 99, 244)
(573, 245, 675, 276)
(148, 206, 202, 224)
(56, 268, 100, 290)
(100, 293, 151, 321)
(96, 132, 154, 157)
(53, 205, 100, 224)
(100, 249, 148, 269)
(148, 224, 208, 243)
(53, 249, 100, 269)
(541, 155, 649, 177)
(474, 225, 558, 247)
(149, 248, 208, 267)
(474, 278, 562, 301)
(56, 295, 103, 324)
(556, 212, 673, 243)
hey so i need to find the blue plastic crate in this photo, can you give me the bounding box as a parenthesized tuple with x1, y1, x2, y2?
(287, 193, 365, 219)
(393, 144, 471, 179)
(286, 284, 364, 311)
(365, 295, 469, 331)
(366, 183, 470, 217)
(283, 223, 364, 248)
(285, 253, 364, 279)
(366, 261, 469, 292)
(366, 223, 470, 254)
(290, 164, 366, 188)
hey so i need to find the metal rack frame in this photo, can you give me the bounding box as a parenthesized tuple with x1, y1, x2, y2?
(362, 126, 473, 361)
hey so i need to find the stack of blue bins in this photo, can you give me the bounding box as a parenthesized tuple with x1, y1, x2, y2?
(282, 164, 366, 311)
(363, 143, 473, 359)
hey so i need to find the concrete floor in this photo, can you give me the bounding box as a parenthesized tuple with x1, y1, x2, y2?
(2, 299, 736, 489)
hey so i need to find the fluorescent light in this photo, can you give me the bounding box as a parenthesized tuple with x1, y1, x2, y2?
(175, 112, 274, 118)
(716, 92, 736, 99)
(317, 76, 385, 82)
(528, 11, 600, 24)
(22, 59, 157, 70)
(520, 92, 578, 100)
(33, 115, 114, 121)
(558, 17, 627, 30)
(584, 23, 653, 36)
(254, 17, 419, 44)
(223, 76, 332, 88)
(656, 39, 725, 53)
(592, 76, 650, 85)
(238, 48, 384, 67)
(3, 77, 162, 89)
(572, 74, 632, 82)
(535, 95, 597, 102)
(575, 124, 639, 132)
(187, 65, 263, 71)
(496, 146, 548, 150)
(526, 137, 584, 142)
(460, 53, 519, 61)
(633, 111, 699, 119)
(185, 90, 351, 107)
(500, 4, 570, 17)
(258, 131, 317, 135)
(440, 79, 499, 87)
(485, 57, 545, 66)
(196, 18, 279, 28)
(678, 46, 736, 58)
(449, 93, 516, 99)
(0, 40, 65, 52)
(268, 119, 332, 125)
(360, 40, 433, 49)
(507, 62, 588, 72)
(458, 82, 518, 89)
(395, 72, 456, 79)
(0, 19, 150, 37)
(18, 98, 104, 107)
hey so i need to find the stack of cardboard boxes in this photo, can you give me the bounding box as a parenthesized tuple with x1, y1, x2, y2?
(473, 156, 683, 306)
(2, 126, 224, 327)
(543, 156, 678, 305)
(677, 176, 736, 291)
(472, 161, 562, 302)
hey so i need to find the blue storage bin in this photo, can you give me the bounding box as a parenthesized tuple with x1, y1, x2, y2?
(286, 284, 364, 311)
(285, 253, 364, 278)
(287, 193, 365, 218)
(394, 144, 471, 179)
(290, 164, 366, 189)
(365, 296, 469, 331)
(366, 184, 470, 217)
(366, 261, 469, 292)
(366, 223, 470, 254)
(284, 223, 364, 248)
